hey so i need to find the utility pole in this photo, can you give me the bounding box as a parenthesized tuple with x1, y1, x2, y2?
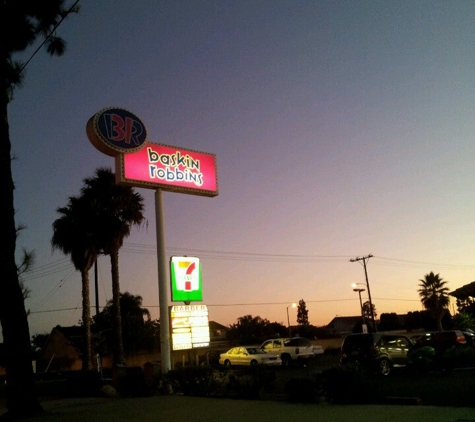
(350, 254, 376, 332)
(94, 259, 99, 316)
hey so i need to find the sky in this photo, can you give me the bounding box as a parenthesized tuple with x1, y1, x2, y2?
(7, 0, 475, 339)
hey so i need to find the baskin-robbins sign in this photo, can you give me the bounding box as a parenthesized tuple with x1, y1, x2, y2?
(170, 256, 203, 302)
(115, 142, 218, 197)
(87, 107, 217, 197)
(87, 107, 217, 364)
(86, 107, 148, 156)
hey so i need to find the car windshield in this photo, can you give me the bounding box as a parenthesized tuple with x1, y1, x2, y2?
(245, 347, 262, 354)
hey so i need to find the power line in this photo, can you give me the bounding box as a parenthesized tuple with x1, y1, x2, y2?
(24, 245, 475, 281)
(122, 243, 475, 269)
(18, 0, 80, 76)
(28, 296, 420, 315)
(122, 243, 354, 262)
(373, 256, 475, 270)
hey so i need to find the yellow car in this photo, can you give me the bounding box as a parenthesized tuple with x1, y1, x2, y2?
(219, 346, 282, 367)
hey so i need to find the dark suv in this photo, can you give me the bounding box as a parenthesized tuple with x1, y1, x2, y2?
(407, 330, 469, 372)
(411, 330, 466, 348)
(340, 333, 413, 376)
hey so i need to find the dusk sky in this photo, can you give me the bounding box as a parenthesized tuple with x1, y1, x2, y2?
(8, 0, 475, 339)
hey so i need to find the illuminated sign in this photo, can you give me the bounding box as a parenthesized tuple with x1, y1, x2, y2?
(115, 142, 218, 197)
(86, 107, 148, 156)
(170, 305, 210, 350)
(170, 256, 202, 302)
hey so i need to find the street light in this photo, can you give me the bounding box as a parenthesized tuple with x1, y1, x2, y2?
(286, 303, 297, 336)
(352, 283, 366, 326)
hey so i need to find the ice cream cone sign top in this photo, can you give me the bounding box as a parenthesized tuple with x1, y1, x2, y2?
(170, 256, 203, 302)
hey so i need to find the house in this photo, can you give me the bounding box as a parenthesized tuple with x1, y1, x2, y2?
(326, 316, 363, 336)
(208, 321, 229, 342)
(39, 325, 85, 372)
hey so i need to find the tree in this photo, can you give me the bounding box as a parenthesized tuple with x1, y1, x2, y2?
(451, 312, 475, 332)
(450, 281, 475, 318)
(80, 168, 145, 365)
(227, 315, 286, 344)
(17, 245, 35, 301)
(405, 310, 436, 331)
(296, 299, 309, 325)
(362, 301, 377, 322)
(378, 313, 402, 331)
(0, 1, 78, 418)
(418, 272, 450, 331)
(52, 195, 98, 370)
(93, 292, 157, 354)
(31, 333, 49, 354)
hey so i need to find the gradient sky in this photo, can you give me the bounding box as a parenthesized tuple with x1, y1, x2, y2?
(7, 0, 475, 340)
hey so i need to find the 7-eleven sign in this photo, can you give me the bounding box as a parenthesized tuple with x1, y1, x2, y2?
(170, 256, 203, 302)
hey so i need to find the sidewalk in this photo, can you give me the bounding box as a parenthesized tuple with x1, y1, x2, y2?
(5, 395, 475, 422)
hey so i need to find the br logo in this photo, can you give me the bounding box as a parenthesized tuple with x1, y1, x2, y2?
(86, 107, 148, 156)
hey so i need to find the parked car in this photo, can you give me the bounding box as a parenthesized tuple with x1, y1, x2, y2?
(463, 330, 475, 346)
(260, 337, 315, 366)
(312, 344, 324, 356)
(407, 330, 472, 372)
(219, 346, 282, 367)
(411, 330, 467, 348)
(340, 333, 413, 376)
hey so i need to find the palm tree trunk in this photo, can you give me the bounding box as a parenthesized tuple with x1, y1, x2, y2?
(110, 249, 125, 365)
(0, 75, 43, 417)
(81, 270, 93, 370)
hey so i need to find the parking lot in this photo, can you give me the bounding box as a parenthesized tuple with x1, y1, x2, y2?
(271, 352, 475, 407)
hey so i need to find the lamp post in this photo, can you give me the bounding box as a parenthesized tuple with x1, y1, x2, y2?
(286, 303, 297, 336)
(352, 283, 366, 327)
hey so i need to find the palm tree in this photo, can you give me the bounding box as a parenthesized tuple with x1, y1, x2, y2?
(94, 292, 152, 354)
(0, 2, 77, 417)
(81, 168, 145, 365)
(52, 196, 98, 370)
(418, 272, 450, 331)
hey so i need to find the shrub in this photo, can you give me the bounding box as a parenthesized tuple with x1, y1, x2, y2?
(323, 346, 341, 355)
(320, 364, 382, 404)
(164, 365, 277, 399)
(284, 377, 319, 403)
(165, 366, 219, 397)
(445, 345, 475, 368)
(218, 366, 277, 399)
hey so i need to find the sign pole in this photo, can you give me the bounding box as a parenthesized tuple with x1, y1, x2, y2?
(155, 188, 171, 372)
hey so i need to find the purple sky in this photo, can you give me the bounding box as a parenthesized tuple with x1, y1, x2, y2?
(8, 1, 475, 338)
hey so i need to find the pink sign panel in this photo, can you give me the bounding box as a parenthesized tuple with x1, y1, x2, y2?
(115, 142, 218, 197)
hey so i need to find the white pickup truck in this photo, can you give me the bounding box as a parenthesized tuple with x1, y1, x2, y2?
(260, 337, 318, 366)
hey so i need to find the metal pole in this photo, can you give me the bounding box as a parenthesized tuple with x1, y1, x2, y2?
(357, 290, 365, 325)
(286, 306, 291, 337)
(155, 189, 171, 373)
